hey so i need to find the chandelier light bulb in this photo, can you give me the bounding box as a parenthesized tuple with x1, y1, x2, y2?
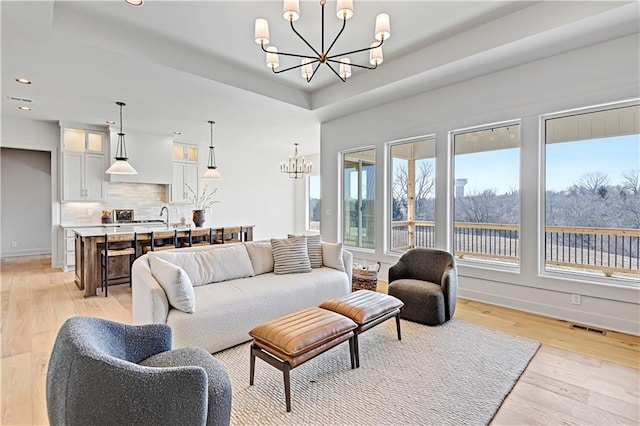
(266, 46, 280, 69)
(339, 58, 352, 79)
(254, 18, 270, 45)
(375, 13, 391, 41)
(369, 43, 383, 66)
(282, 0, 300, 22)
(301, 59, 313, 79)
(336, 0, 353, 20)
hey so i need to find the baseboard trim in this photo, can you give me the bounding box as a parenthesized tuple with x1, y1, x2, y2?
(0, 249, 51, 259)
(459, 288, 640, 336)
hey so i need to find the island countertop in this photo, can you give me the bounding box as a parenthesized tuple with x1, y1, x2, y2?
(73, 225, 255, 297)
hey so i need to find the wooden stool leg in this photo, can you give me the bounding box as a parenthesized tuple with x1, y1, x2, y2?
(348, 335, 356, 369)
(353, 333, 360, 368)
(249, 344, 257, 386)
(396, 314, 402, 340)
(283, 363, 291, 412)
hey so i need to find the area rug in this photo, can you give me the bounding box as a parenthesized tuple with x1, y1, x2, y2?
(213, 319, 540, 425)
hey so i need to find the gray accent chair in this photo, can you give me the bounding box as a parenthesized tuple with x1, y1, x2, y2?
(388, 248, 458, 326)
(46, 316, 232, 426)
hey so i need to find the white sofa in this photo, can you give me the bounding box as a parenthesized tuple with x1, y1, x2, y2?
(132, 241, 353, 353)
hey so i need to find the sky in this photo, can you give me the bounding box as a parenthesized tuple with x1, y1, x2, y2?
(312, 134, 639, 200)
(456, 134, 639, 194)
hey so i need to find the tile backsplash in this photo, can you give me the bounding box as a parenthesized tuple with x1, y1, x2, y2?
(61, 183, 195, 225)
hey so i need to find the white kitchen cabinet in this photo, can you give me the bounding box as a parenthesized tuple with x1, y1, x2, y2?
(171, 162, 199, 203)
(61, 152, 105, 201)
(60, 127, 106, 202)
(170, 142, 199, 203)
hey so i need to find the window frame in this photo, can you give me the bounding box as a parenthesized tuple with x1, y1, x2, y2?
(450, 119, 523, 271)
(538, 99, 640, 286)
(385, 134, 437, 254)
(305, 173, 321, 234)
(339, 146, 377, 253)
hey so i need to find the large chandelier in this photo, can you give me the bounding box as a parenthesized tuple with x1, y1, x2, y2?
(281, 143, 312, 179)
(254, 0, 390, 83)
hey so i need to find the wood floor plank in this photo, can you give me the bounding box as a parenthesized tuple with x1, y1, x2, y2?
(1, 352, 33, 425)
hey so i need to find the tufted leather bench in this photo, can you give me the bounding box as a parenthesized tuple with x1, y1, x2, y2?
(249, 307, 357, 412)
(320, 290, 404, 368)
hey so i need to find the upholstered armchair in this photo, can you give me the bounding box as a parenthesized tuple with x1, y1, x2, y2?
(387, 248, 457, 325)
(46, 316, 232, 426)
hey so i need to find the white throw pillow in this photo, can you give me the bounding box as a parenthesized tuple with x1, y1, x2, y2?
(271, 237, 312, 274)
(148, 255, 196, 313)
(288, 234, 322, 268)
(322, 242, 345, 272)
(244, 241, 274, 275)
(151, 250, 209, 287)
(201, 244, 255, 283)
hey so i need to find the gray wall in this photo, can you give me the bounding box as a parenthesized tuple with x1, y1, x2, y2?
(1, 148, 52, 257)
(320, 34, 640, 335)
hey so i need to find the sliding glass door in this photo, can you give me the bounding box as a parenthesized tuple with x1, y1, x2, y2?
(343, 149, 375, 249)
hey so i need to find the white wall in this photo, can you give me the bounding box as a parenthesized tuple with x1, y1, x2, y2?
(320, 34, 640, 335)
(0, 148, 52, 257)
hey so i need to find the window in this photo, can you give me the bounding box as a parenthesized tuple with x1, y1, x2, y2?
(543, 103, 639, 281)
(389, 137, 436, 252)
(453, 123, 521, 266)
(343, 148, 375, 249)
(307, 174, 321, 232)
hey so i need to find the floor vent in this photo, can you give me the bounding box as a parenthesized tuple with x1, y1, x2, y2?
(570, 323, 606, 335)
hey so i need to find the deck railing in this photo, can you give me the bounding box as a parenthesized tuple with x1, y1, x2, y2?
(391, 221, 639, 278)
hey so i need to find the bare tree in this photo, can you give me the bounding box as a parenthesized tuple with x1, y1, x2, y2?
(574, 172, 609, 195)
(456, 189, 498, 223)
(392, 162, 435, 201)
(622, 169, 640, 195)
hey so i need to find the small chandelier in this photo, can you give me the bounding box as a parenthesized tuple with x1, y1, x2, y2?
(254, 0, 390, 83)
(202, 120, 221, 179)
(281, 143, 312, 179)
(106, 101, 137, 175)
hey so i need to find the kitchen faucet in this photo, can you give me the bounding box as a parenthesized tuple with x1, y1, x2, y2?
(160, 206, 169, 229)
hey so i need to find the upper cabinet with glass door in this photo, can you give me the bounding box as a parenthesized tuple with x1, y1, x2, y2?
(60, 127, 106, 202)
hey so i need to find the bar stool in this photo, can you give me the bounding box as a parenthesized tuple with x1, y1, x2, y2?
(100, 233, 137, 297)
(213, 227, 243, 244)
(143, 230, 178, 253)
(181, 228, 212, 247)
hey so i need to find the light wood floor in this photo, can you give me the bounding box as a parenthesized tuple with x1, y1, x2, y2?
(1, 256, 638, 425)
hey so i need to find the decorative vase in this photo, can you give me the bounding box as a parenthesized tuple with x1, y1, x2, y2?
(192, 210, 206, 227)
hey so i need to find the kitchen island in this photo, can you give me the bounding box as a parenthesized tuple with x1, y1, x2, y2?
(73, 225, 254, 297)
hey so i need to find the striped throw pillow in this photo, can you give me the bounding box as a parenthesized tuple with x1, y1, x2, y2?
(271, 237, 312, 274)
(288, 234, 322, 268)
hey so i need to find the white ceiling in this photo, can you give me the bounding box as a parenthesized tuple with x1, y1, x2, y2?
(2, 1, 638, 145)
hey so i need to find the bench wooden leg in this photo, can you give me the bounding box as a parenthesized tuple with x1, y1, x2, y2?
(348, 335, 356, 369)
(352, 333, 360, 368)
(249, 344, 257, 386)
(283, 363, 292, 412)
(396, 314, 402, 341)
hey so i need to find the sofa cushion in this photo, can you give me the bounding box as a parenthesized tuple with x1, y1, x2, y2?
(148, 255, 196, 313)
(151, 244, 254, 286)
(288, 234, 322, 268)
(322, 242, 345, 272)
(271, 237, 311, 274)
(244, 241, 274, 275)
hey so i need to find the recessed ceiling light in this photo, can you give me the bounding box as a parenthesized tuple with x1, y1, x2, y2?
(16, 78, 32, 85)
(173, 131, 182, 135)
(106, 120, 117, 125)
(125, 0, 143, 6)
(18, 106, 32, 111)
